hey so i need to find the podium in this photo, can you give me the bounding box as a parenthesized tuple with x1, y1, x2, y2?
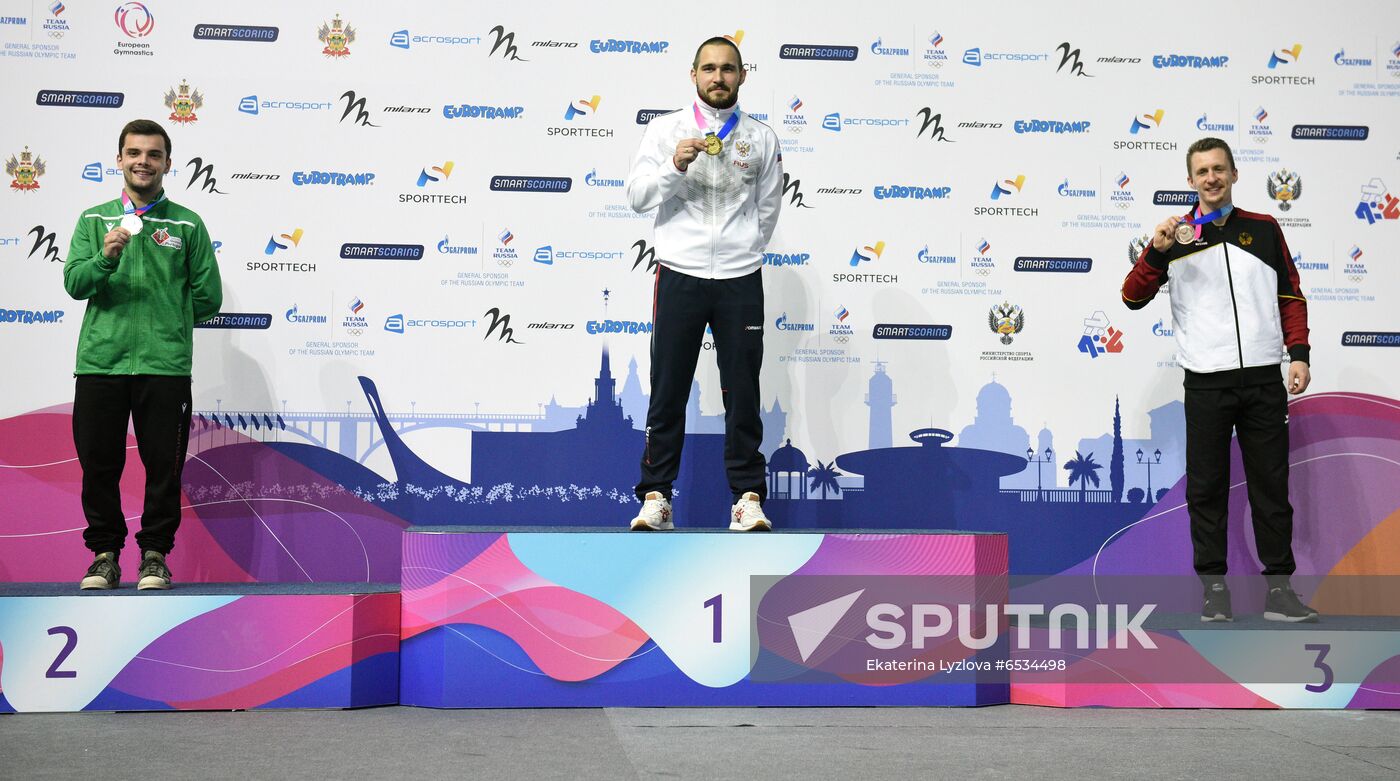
(0, 583, 399, 713)
(399, 527, 1011, 707)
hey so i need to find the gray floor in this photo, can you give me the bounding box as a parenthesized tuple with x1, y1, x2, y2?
(3, 706, 1399, 780)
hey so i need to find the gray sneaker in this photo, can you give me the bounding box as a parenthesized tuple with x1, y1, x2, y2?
(1264, 585, 1319, 623)
(80, 551, 121, 590)
(137, 550, 172, 591)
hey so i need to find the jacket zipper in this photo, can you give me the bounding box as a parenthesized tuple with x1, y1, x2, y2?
(1221, 238, 1246, 378)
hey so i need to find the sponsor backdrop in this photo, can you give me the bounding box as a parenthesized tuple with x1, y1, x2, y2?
(2, 2, 1398, 587)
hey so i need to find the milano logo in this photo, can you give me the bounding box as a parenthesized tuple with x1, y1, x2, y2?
(185, 157, 227, 195)
(1054, 42, 1095, 77)
(487, 25, 528, 61)
(630, 239, 658, 273)
(339, 90, 379, 127)
(483, 307, 523, 344)
(781, 173, 813, 208)
(914, 108, 954, 142)
(27, 226, 62, 263)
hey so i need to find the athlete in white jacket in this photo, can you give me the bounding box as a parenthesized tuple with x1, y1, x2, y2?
(625, 36, 784, 531)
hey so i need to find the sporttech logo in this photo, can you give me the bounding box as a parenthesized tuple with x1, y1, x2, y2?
(564, 95, 601, 120)
(1269, 43, 1303, 68)
(1130, 109, 1164, 134)
(990, 174, 1025, 200)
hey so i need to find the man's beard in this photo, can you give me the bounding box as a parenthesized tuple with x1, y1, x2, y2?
(123, 169, 164, 199)
(697, 84, 738, 110)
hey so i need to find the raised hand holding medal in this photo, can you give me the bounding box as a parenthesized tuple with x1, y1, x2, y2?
(694, 102, 739, 157)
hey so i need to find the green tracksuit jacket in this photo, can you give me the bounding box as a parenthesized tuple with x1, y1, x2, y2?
(63, 192, 222, 375)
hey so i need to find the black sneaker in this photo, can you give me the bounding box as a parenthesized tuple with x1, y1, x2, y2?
(1264, 586, 1319, 623)
(137, 550, 172, 591)
(80, 551, 121, 590)
(1201, 582, 1233, 622)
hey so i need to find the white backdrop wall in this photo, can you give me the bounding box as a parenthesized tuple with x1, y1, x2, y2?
(3, 0, 1397, 494)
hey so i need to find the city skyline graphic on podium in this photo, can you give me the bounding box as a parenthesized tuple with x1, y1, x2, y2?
(2, 347, 1397, 581)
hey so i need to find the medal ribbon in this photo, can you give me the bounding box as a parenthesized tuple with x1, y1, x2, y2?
(1184, 203, 1232, 240)
(121, 190, 165, 217)
(693, 102, 740, 144)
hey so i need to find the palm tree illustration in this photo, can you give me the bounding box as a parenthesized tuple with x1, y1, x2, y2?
(1063, 450, 1103, 502)
(807, 460, 843, 499)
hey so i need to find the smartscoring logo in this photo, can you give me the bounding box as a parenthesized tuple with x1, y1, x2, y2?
(1015, 256, 1092, 273)
(291, 171, 375, 186)
(1152, 53, 1229, 68)
(490, 176, 572, 193)
(873, 323, 952, 340)
(193, 24, 278, 41)
(635, 108, 673, 125)
(873, 185, 951, 200)
(238, 95, 332, 115)
(1342, 331, 1400, 347)
(194, 313, 272, 330)
(340, 243, 424, 260)
(1013, 119, 1090, 134)
(779, 44, 858, 61)
(36, 90, 124, 108)
(1292, 124, 1369, 140)
(1152, 190, 1198, 206)
(589, 38, 668, 54)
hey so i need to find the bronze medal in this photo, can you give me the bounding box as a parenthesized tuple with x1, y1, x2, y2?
(1174, 223, 1196, 244)
(704, 134, 722, 156)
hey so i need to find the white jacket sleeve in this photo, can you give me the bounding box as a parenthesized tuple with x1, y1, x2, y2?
(626, 120, 687, 214)
(755, 130, 784, 246)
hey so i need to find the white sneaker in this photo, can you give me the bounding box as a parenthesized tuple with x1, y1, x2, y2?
(629, 491, 674, 531)
(729, 492, 771, 531)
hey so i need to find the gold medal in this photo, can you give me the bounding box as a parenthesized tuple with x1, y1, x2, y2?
(704, 134, 722, 156)
(1174, 223, 1196, 244)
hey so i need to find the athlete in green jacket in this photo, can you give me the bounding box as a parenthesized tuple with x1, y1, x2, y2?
(64, 119, 222, 591)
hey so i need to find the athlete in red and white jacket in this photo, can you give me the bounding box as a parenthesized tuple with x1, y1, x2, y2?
(1121, 137, 1319, 623)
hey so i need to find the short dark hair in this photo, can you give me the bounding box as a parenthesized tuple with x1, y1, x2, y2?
(118, 119, 172, 158)
(1186, 137, 1235, 174)
(692, 36, 743, 70)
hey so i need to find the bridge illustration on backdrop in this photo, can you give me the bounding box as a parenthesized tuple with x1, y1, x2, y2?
(190, 403, 546, 464)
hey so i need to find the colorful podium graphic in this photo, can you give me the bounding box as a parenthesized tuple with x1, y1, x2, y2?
(400, 529, 1010, 707)
(0, 584, 399, 713)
